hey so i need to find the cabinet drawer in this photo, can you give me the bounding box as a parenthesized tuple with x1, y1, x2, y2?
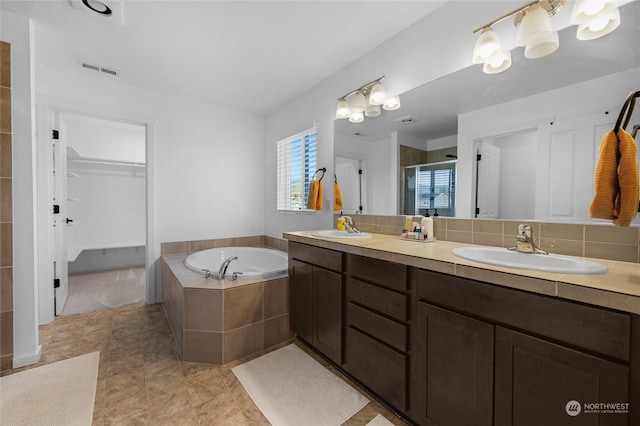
(347, 302, 407, 352)
(344, 327, 407, 411)
(347, 254, 407, 291)
(416, 269, 631, 361)
(288, 241, 343, 273)
(347, 278, 408, 322)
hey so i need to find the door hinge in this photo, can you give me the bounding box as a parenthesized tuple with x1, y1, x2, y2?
(52, 130, 59, 140)
(359, 169, 363, 175)
(53, 204, 60, 214)
(476, 207, 480, 215)
(53, 278, 60, 288)
(477, 154, 482, 161)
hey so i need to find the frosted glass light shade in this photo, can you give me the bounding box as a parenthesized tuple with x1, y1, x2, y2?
(351, 90, 368, 113)
(576, 7, 620, 40)
(472, 27, 501, 64)
(571, 0, 617, 24)
(516, 4, 553, 47)
(382, 95, 401, 111)
(336, 99, 351, 119)
(365, 104, 381, 117)
(525, 31, 559, 58)
(482, 50, 512, 74)
(349, 111, 364, 123)
(369, 83, 386, 105)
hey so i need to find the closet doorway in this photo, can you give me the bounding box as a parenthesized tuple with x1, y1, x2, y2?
(54, 113, 147, 316)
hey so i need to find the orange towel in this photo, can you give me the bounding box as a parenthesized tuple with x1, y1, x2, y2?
(334, 181, 343, 211)
(306, 179, 323, 210)
(613, 129, 639, 226)
(589, 129, 639, 226)
(589, 129, 619, 220)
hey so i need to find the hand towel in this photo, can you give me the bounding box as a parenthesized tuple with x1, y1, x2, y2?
(589, 129, 620, 220)
(613, 129, 639, 226)
(334, 180, 343, 211)
(306, 179, 323, 210)
(589, 129, 639, 226)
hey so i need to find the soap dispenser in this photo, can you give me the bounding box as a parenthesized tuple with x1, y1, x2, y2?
(337, 215, 346, 231)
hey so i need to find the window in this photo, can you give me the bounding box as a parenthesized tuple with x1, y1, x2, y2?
(276, 127, 317, 211)
(404, 161, 456, 216)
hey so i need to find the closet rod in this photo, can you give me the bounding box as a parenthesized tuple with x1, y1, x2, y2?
(70, 158, 146, 168)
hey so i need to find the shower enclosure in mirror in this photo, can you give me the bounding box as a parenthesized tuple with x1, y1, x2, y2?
(402, 160, 456, 217)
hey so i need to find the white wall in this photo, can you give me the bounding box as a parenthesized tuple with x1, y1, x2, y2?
(36, 63, 265, 307)
(457, 66, 640, 219)
(263, 1, 516, 237)
(1, 11, 41, 367)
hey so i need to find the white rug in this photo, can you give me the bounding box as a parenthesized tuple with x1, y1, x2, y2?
(232, 344, 369, 426)
(366, 414, 396, 425)
(0, 351, 100, 426)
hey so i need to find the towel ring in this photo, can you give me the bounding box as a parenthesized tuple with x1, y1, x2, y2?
(312, 168, 326, 181)
(614, 90, 640, 135)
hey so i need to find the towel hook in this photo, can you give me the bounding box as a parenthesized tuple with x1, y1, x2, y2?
(312, 167, 326, 181)
(614, 90, 640, 134)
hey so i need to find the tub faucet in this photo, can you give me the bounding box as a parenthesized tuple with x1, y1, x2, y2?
(217, 256, 238, 279)
(343, 216, 360, 233)
(508, 224, 548, 255)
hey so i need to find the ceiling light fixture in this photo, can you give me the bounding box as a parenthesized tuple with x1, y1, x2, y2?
(336, 77, 401, 123)
(472, 0, 621, 74)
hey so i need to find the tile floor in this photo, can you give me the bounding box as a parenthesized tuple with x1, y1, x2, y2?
(3, 302, 407, 425)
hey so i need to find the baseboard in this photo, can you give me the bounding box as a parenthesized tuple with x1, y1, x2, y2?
(12, 344, 43, 368)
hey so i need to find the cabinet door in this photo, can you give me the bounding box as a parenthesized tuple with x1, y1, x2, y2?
(314, 267, 342, 364)
(495, 327, 629, 426)
(289, 259, 313, 343)
(414, 303, 494, 426)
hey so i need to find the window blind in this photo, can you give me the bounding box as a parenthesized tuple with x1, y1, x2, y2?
(276, 127, 317, 211)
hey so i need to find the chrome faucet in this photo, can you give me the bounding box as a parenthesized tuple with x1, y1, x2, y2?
(218, 256, 238, 279)
(508, 224, 548, 255)
(342, 216, 361, 233)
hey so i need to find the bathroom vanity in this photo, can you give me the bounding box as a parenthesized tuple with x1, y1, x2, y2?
(284, 231, 640, 426)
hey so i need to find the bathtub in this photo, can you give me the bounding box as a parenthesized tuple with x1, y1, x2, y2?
(184, 246, 288, 279)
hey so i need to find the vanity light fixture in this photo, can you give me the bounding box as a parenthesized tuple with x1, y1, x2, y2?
(571, 0, 621, 40)
(472, 0, 621, 74)
(336, 77, 401, 122)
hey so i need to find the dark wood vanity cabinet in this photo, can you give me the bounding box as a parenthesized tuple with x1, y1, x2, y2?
(288, 242, 343, 364)
(343, 254, 411, 414)
(414, 302, 494, 426)
(414, 269, 634, 426)
(288, 241, 637, 425)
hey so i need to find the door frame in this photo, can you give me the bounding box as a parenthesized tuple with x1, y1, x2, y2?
(36, 95, 157, 324)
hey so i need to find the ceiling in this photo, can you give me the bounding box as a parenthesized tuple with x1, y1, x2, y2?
(0, 0, 445, 115)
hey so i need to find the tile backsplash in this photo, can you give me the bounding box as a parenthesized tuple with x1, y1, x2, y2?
(344, 214, 640, 264)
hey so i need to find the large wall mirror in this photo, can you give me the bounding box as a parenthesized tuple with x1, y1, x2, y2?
(334, 0, 640, 224)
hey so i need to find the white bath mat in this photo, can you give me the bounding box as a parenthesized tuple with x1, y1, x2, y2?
(0, 351, 100, 425)
(232, 344, 369, 426)
(366, 413, 396, 425)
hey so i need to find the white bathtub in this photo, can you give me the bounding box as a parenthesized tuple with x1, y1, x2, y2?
(184, 247, 288, 279)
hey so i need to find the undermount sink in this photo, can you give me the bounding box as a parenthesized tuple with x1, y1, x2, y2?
(452, 246, 608, 275)
(310, 230, 372, 239)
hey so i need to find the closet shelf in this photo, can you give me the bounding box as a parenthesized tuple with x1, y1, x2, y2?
(67, 146, 146, 168)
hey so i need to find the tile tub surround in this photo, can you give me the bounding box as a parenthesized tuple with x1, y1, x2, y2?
(161, 234, 288, 256)
(162, 254, 293, 365)
(285, 230, 640, 314)
(338, 214, 640, 264)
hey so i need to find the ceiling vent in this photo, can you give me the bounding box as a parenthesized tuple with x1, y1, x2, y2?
(81, 62, 120, 77)
(395, 115, 419, 124)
